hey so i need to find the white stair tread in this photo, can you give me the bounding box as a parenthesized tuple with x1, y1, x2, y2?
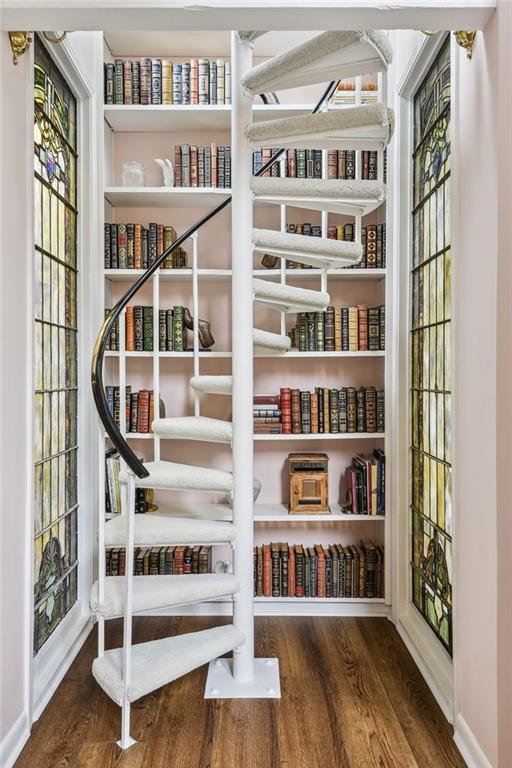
(253, 277, 329, 313)
(90, 574, 240, 619)
(253, 227, 362, 269)
(253, 327, 291, 355)
(120, 460, 232, 492)
(251, 176, 386, 216)
(104, 514, 236, 547)
(246, 104, 394, 151)
(242, 31, 392, 95)
(190, 375, 232, 396)
(152, 416, 232, 444)
(120, 460, 262, 501)
(92, 624, 245, 704)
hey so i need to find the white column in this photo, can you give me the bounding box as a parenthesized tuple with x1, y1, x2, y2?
(192, 233, 200, 417)
(230, 31, 254, 682)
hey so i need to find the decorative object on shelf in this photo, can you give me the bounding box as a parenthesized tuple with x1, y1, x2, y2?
(214, 560, 233, 574)
(288, 452, 329, 514)
(8, 31, 32, 64)
(422, 30, 476, 60)
(183, 307, 215, 348)
(122, 160, 146, 187)
(154, 158, 175, 187)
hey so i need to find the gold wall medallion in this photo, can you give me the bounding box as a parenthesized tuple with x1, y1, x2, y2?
(8, 31, 32, 65)
(454, 31, 476, 60)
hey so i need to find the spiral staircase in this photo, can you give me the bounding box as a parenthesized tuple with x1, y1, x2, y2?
(90, 29, 393, 748)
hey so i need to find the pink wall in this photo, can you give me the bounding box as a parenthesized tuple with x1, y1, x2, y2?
(0, 34, 32, 761)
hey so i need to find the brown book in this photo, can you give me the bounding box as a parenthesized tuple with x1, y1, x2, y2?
(310, 391, 319, 433)
(323, 387, 330, 433)
(137, 389, 150, 433)
(315, 544, 326, 598)
(256, 546, 263, 596)
(149, 390, 154, 432)
(211, 143, 217, 187)
(334, 307, 342, 351)
(348, 306, 359, 351)
(123, 60, 132, 105)
(347, 387, 357, 432)
(174, 145, 182, 187)
(327, 149, 338, 179)
(134, 224, 142, 269)
(156, 224, 164, 259)
(174, 546, 185, 575)
(291, 389, 301, 434)
(288, 545, 295, 597)
(262, 544, 271, 597)
(149, 547, 160, 575)
(365, 387, 376, 433)
(125, 306, 135, 351)
(358, 304, 368, 351)
(280, 387, 292, 434)
(162, 225, 177, 269)
(190, 58, 198, 104)
(287, 148, 296, 178)
(366, 224, 377, 268)
(190, 145, 198, 187)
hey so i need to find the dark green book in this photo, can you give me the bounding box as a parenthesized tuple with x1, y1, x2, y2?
(143, 306, 153, 351)
(126, 223, 135, 269)
(159, 309, 167, 351)
(134, 306, 143, 351)
(315, 311, 324, 351)
(173, 305, 184, 351)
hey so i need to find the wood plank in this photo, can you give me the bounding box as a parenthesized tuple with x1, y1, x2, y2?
(14, 617, 465, 768)
(357, 617, 465, 768)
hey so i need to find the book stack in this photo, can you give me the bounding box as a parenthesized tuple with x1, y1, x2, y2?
(345, 450, 385, 516)
(253, 395, 282, 435)
(276, 386, 384, 434)
(173, 144, 231, 188)
(104, 222, 188, 270)
(104, 58, 231, 105)
(327, 149, 379, 180)
(330, 80, 378, 105)
(328, 223, 386, 269)
(125, 306, 153, 351)
(106, 386, 162, 433)
(253, 148, 323, 178)
(254, 541, 384, 598)
(105, 450, 152, 515)
(106, 545, 213, 576)
(288, 304, 385, 352)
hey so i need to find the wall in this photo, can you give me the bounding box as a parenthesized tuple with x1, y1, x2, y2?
(0, 32, 33, 768)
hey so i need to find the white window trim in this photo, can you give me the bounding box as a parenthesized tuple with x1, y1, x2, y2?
(391, 30, 458, 723)
(29, 32, 102, 721)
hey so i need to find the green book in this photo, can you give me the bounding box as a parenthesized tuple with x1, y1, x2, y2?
(143, 306, 153, 351)
(173, 305, 184, 351)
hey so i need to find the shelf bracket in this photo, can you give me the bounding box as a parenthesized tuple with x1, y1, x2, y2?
(9, 32, 32, 65)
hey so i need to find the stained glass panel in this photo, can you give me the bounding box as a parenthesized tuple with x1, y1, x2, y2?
(33, 36, 78, 655)
(411, 39, 453, 655)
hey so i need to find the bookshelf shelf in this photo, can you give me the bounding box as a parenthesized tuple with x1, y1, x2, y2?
(104, 187, 231, 208)
(253, 502, 384, 522)
(103, 103, 313, 133)
(104, 268, 386, 283)
(105, 349, 382, 359)
(253, 432, 385, 441)
(253, 596, 386, 604)
(104, 350, 232, 358)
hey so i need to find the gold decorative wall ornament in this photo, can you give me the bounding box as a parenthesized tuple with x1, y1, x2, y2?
(454, 31, 476, 59)
(421, 30, 476, 60)
(8, 31, 32, 65)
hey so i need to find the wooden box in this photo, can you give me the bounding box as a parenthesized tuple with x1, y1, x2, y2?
(288, 453, 329, 514)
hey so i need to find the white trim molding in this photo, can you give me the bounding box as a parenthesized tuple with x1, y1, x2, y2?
(0, 710, 31, 768)
(454, 714, 493, 768)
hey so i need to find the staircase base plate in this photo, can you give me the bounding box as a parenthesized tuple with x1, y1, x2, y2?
(116, 736, 137, 749)
(204, 657, 281, 699)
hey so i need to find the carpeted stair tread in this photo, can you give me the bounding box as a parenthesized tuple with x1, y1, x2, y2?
(152, 416, 232, 444)
(253, 277, 329, 313)
(251, 176, 386, 216)
(104, 514, 236, 547)
(253, 227, 362, 269)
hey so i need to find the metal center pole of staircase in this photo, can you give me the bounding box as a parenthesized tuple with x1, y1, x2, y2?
(231, 30, 255, 683)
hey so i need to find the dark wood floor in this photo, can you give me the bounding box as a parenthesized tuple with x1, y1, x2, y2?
(16, 616, 465, 768)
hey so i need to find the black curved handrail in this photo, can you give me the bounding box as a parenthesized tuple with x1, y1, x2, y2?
(92, 78, 340, 477)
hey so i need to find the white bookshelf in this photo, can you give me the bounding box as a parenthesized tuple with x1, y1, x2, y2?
(101, 36, 392, 617)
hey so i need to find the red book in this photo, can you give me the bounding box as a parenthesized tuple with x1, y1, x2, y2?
(288, 545, 295, 597)
(315, 544, 326, 598)
(280, 387, 292, 434)
(291, 389, 301, 434)
(156, 224, 164, 258)
(137, 389, 150, 433)
(190, 145, 198, 187)
(262, 544, 271, 597)
(254, 394, 281, 405)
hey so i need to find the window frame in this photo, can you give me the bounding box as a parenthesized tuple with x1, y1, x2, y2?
(29, 32, 100, 720)
(392, 30, 458, 721)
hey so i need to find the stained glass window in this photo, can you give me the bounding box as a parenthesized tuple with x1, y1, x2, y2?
(33, 36, 79, 654)
(410, 39, 452, 654)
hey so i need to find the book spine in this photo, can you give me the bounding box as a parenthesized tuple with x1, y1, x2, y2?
(137, 390, 150, 433)
(173, 63, 182, 104)
(209, 60, 217, 104)
(300, 391, 311, 434)
(225, 61, 231, 105)
(114, 59, 124, 104)
(131, 60, 140, 104)
(291, 389, 301, 434)
(190, 58, 198, 105)
(104, 223, 111, 269)
(280, 387, 292, 434)
(123, 60, 132, 105)
(140, 58, 151, 105)
(181, 61, 190, 104)
(173, 306, 184, 351)
(162, 59, 173, 104)
(315, 311, 324, 352)
(134, 306, 143, 351)
(143, 306, 153, 351)
(104, 63, 114, 104)
(216, 60, 225, 104)
(148, 223, 157, 266)
(126, 223, 135, 269)
(358, 304, 368, 351)
(324, 306, 335, 352)
(198, 58, 209, 104)
(117, 224, 127, 269)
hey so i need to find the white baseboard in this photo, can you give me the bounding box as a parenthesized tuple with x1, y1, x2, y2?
(141, 601, 391, 618)
(396, 618, 453, 723)
(454, 714, 493, 768)
(0, 710, 30, 768)
(32, 613, 93, 721)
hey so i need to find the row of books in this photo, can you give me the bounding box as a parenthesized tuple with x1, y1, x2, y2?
(252, 148, 379, 180)
(106, 387, 160, 433)
(346, 450, 385, 516)
(105, 450, 153, 515)
(327, 149, 379, 180)
(254, 541, 384, 598)
(173, 143, 231, 188)
(254, 387, 385, 434)
(106, 545, 213, 576)
(104, 58, 231, 105)
(288, 305, 385, 352)
(104, 223, 187, 270)
(260, 222, 386, 270)
(332, 80, 379, 105)
(106, 306, 191, 353)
